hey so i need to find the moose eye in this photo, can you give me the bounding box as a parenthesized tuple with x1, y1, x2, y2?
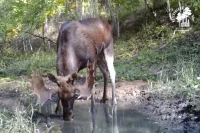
(57, 83, 63, 88)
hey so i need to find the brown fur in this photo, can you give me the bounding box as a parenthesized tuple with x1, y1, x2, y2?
(48, 18, 115, 121)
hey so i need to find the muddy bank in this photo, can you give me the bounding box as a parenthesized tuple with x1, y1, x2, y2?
(0, 81, 29, 111)
(94, 80, 200, 133)
(136, 92, 200, 133)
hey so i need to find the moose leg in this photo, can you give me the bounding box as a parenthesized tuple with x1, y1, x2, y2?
(104, 45, 116, 105)
(97, 58, 109, 103)
(55, 99, 62, 114)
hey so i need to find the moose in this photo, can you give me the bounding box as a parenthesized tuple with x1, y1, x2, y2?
(31, 61, 97, 120)
(31, 18, 116, 121)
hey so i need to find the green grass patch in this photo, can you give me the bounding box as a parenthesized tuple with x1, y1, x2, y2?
(149, 59, 200, 100)
(0, 50, 56, 78)
(0, 105, 38, 133)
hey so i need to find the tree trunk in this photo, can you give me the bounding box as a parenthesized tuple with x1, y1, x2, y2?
(42, 20, 46, 50)
(28, 38, 33, 51)
(166, 0, 174, 22)
(15, 39, 19, 52)
(44, 18, 50, 49)
(81, 0, 85, 19)
(106, 0, 120, 38)
(23, 37, 27, 52)
(144, 0, 157, 18)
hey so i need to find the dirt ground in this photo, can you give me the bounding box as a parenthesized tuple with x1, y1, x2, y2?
(0, 79, 200, 133)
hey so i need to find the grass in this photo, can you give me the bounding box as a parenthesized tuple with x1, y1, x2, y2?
(148, 60, 200, 101)
(0, 76, 39, 133)
(0, 50, 57, 78)
(0, 105, 38, 133)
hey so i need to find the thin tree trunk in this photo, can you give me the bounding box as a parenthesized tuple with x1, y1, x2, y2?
(28, 38, 33, 51)
(42, 21, 46, 50)
(179, 1, 182, 27)
(76, 0, 80, 19)
(106, 0, 120, 37)
(144, 0, 157, 18)
(90, 0, 94, 17)
(15, 40, 18, 52)
(94, 0, 98, 17)
(44, 18, 50, 49)
(117, 13, 120, 37)
(82, 0, 85, 19)
(166, 0, 174, 22)
(23, 37, 27, 52)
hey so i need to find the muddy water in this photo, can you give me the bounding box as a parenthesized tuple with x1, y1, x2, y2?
(39, 101, 160, 133)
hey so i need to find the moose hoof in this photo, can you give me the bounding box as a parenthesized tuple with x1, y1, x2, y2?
(55, 109, 58, 114)
(55, 109, 62, 115)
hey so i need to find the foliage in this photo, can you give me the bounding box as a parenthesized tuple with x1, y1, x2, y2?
(151, 60, 200, 101)
(0, 78, 40, 133)
(112, 0, 140, 18)
(0, 50, 56, 77)
(0, 104, 38, 133)
(0, 0, 66, 49)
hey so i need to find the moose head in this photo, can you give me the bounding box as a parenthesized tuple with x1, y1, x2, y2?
(31, 61, 96, 121)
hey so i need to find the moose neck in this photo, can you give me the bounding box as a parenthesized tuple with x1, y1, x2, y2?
(57, 47, 78, 76)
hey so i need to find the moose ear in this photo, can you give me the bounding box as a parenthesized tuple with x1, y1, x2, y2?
(71, 73, 78, 80)
(31, 71, 58, 105)
(67, 73, 78, 84)
(47, 73, 57, 83)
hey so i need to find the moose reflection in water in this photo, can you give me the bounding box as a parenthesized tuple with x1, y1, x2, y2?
(90, 101, 119, 133)
(39, 101, 160, 133)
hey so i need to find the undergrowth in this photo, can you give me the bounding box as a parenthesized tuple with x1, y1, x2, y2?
(149, 60, 200, 101)
(114, 25, 200, 100)
(0, 105, 38, 133)
(0, 50, 56, 79)
(0, 77, 41, 133)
